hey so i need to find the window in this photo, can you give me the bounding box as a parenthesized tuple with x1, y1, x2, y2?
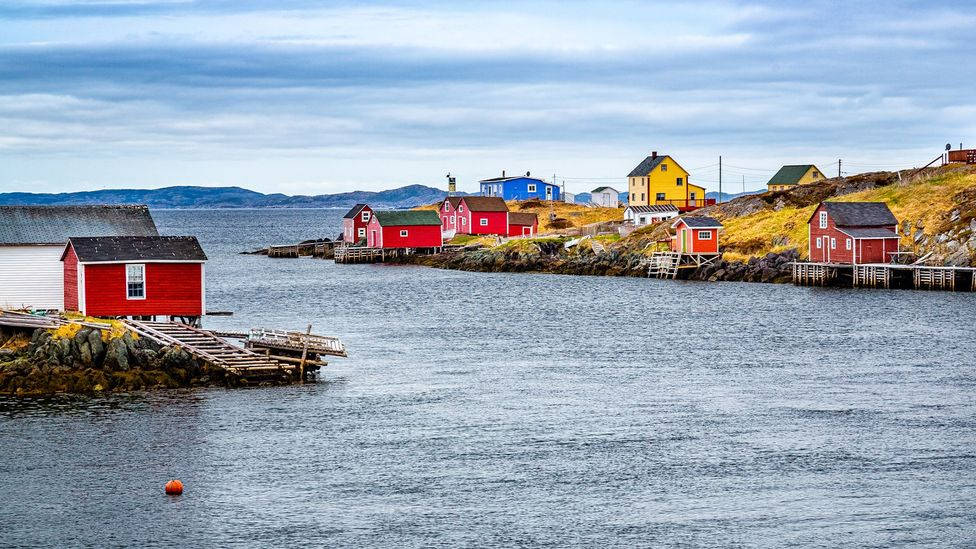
(812, 171, 820, 178)
(361, 211, 370, 222)
(676, 177, 684, 186)
(697, 230, 712, 240)
(631, 193, 635, 201)
(480, 218, 488, 226)
(819, 211, 828, 229)
(357, 227, 365, 237)
(830, 238, 836, 249)
(444, 200, 450, 209)
(450, 216, 456, 226)
(126, 264, 145, 300)
(461, 218, 466, 226)
(459, 205, 463, 213)
(816, 239, 822, 249)
(656, 193, 666, 201)
(527, 184, 537, 192)
(641, 193, 645, 201)
(845, 238, 852, 250)
(661, 164, 668, 172)
(690, 192, 696, 200)
(400, 229, 408, 237)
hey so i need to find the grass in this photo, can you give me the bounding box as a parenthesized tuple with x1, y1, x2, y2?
(416, 199, 623, 233)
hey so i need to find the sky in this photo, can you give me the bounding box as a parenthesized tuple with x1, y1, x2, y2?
(1, 0, 974, 196)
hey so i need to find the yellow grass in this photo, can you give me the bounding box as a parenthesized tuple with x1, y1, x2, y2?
(416, 200, 623, 233)
(52, 315, 133, 341)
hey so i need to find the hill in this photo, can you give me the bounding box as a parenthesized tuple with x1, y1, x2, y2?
(0, 184, 464, 209)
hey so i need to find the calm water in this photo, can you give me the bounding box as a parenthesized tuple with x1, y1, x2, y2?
(2, 209, 976, 547)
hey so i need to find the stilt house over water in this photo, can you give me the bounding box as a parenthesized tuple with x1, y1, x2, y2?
(366, 210, 443, 249)
(808, 202, 899, 264)
(670, 216, 723, 254)
(61, 236, 207, 323)
(0, 205, 158, 311)
(342, 204, 373, 243)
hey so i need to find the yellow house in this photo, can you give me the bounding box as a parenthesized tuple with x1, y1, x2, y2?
(767, 165, 825, 192)
(627, 151, 706, 210)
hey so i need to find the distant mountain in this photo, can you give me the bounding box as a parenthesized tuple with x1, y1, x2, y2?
(0, 184, 468, 209)
(706, 189, 765, 202)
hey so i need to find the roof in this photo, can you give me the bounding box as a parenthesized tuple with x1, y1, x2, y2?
(836, 227, 899, 239)
(626, 205, 679, 214)
(479, 175, 547, 184)
(444, 197, 463, 208)
(671, 216, 723, 229)
(0, 205, 158, 245)
(628, 154, 674, 177)
(591, 186, 619, 193)
(372, 210, 442, 226)
(342, 204, 370, 219)
(508, 212, 538, 225)
(812, 202, 898, 227)
(65, 236, 207, 262)
(767, 165, 817, 185)
(461, 196, 508, 212)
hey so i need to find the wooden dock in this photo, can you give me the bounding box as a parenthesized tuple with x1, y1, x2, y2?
(267, 240, 340, 259)
(333, 246, 441, 264)
(646, 252, 719, 279)
(792, 262, 976, 291)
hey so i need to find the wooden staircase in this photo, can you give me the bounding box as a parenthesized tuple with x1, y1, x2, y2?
(647, 252, 681, 279)
(124, 320, 294, 380)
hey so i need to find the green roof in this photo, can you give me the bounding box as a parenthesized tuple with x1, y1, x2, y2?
(373, 210, 442, 226)
(767, 165, 817, 185)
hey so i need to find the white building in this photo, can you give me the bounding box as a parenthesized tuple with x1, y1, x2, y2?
(623, 204, 679, 227)
(562, 192, 576, 204)
(590, 186, 620, 207)
(0, 206, 159, 311)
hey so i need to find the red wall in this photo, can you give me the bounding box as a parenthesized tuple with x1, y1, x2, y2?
(507, 220, 538, 237)
(440, 201, 457, 232)
(63, 246, 79, 311)
(672, 224, 719, 253)
(367, 217, 442, 248)
(83, 263, 203, 317)
(808, 204, 898, 264)
(464, 211, 508, 236)
(343, 206, 373, 243)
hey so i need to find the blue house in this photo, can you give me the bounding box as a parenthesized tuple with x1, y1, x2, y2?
(479, 172, 561, 201)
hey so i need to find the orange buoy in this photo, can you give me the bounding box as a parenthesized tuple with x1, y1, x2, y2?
(165, 480, 184, 495)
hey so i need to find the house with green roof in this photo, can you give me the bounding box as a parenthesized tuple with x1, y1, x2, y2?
(365, 209, 443, 249)
(767, 165, 825, 192)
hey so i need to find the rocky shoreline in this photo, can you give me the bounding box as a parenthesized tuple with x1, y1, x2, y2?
(0, 325, 235, 396)
(392, 245, 798, 284)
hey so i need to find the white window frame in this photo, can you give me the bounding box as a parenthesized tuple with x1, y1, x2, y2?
(479, 218, 488, 226)
(459, 205, 464, 213)
(819, 211, 828, 229)
(361, 211, 370, 222)
(126, 263, 146, 300)
(400, 229, 408, 237)
(357, 227, 365, 238)
(661, 164, 668, 171)
(527, 184, 537, 192)
(815, 238, 822, 249)
(697, 230, 712, 240)
(845, 238, 852, 250)
(830, 237, 836, 249)
(460, 218, 466, 226)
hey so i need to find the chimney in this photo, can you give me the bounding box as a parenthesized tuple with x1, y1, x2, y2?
(526, 171, 531, 177)
(651, 151, 657, 158)
(502, 170, 506, 177)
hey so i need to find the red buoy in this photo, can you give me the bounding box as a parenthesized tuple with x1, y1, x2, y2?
(165, 480, 184, 495)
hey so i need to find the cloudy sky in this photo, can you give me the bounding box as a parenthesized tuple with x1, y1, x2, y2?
(1, 1, 974, 195)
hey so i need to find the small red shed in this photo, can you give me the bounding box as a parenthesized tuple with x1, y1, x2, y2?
(808, 202, 899, 264)
(670, 216, 722, 254)
(507, 212, 538, 237)
(61, 236, 207, 321)
(439, 197, 463, 234)
(366, 210, 443, 249)
(456, 196, 509, 236)
(342, 204, 374, 243)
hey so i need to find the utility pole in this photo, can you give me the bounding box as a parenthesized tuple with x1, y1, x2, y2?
(742, 175, 745, 195)
(838, 159, 842, 178)
(718, 155, 722, 204)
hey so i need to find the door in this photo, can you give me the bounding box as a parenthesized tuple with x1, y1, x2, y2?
(546, 186, 553, 200)
(681, 229, 689, 252)
(821, 235, 830, 262)
(523, 226, 531, 236)
(371, 230, 378, 247)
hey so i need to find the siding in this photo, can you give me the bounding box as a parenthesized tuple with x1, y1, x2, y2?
(63, 245, 79, 311)
(0, 245, 65, 310)
(83, 263, 203, 317)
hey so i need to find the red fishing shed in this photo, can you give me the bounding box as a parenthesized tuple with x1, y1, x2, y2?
(342, 204, 374, 243)
(366, 211, 443, 249)
(507, 212, 538, 237)
(62, 236, 207, 322)
(456, 196, 509, 236)
(808, 202, 899, 264)
(439, 197, 463, 234)
(670, 216, 722, 254)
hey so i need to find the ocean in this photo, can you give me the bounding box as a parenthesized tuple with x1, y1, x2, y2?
(1, 208, 975, 547)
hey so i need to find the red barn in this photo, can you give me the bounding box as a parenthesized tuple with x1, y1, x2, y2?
(507, 212, 538, 237)
(456, 196, 509, 236)
(808, 202, 899, 264)
(439, 197, 463, 235)
(670, 216, 722, 254)
(342, 204, 374, 243)
(366, 210, 443, 249)
(61, 236, 207, 322)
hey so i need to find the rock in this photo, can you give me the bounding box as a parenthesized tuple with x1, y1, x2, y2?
(937, 233, 949, 244)
(103, 338, 130, 371)
(87, 330, 105, 365)
(945, 247, 971, 266)
(951, 209, 961, 222)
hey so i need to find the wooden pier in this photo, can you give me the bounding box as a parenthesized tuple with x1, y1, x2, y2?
(792, 262, 976, 291)
(646, 252, 719, 279)
(267, 239, 339, 259)
(333, 246, 441, 264)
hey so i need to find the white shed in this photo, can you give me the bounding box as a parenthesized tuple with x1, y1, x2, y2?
(562, 192, 576, 204)
(0, 205, 158, 311)
(624, 204, 679, 227)
(590, 186, 620, 208)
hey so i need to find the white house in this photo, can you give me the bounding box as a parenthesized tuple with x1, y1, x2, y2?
(623, 204, 679, 227)
(0, 205, 159, 311)
(590, 186, 620, 208)
(562, 192, 576, 204)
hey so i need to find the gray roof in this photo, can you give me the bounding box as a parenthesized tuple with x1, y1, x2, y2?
(837, 227, 899, 239)
(626, 205, 679, 213)
(628, 155, 667, 177)
(342, 204, 370, 219)
(673, 216, 723, 229)
(0, 205, 158, 245)
(66, 236, 207, 262)
(816, 202, 897, 227)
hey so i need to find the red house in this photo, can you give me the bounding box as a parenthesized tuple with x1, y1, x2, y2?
(456, 196, 509, 236)
(366, 210, 443, 249)
(439, 197, 463, 235)
(507, 212, 538, 237)
(808, 202, 899, 264)
(342, 204, 374, 243)
(670, 216, 722, 254)
(61, 236, 207, 322)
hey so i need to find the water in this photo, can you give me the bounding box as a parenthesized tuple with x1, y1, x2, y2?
(2, 209, 976, 547)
